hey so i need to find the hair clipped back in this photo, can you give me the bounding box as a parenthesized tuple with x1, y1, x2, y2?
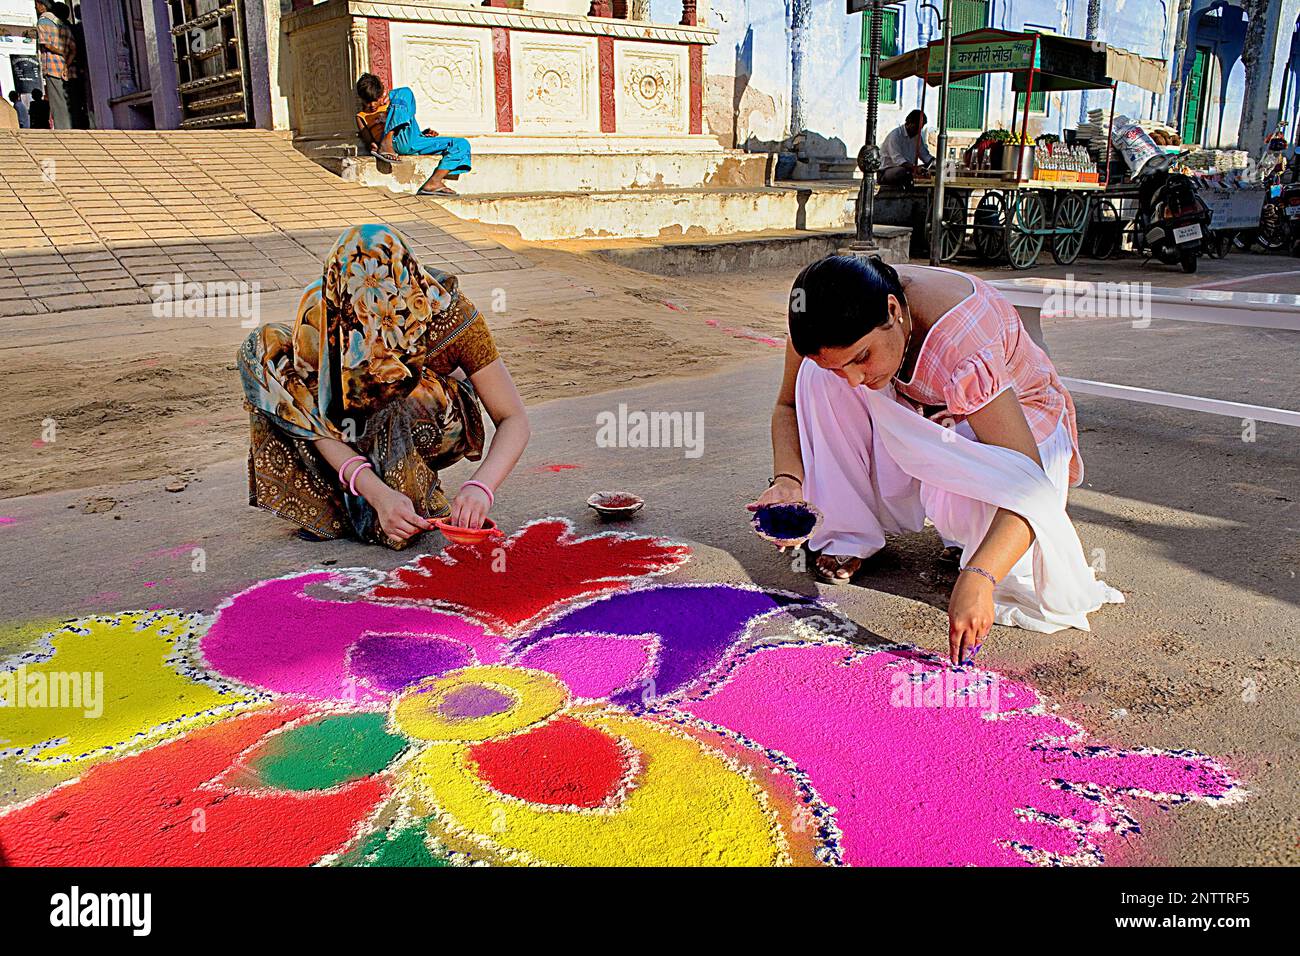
(788, 255, 906, 357)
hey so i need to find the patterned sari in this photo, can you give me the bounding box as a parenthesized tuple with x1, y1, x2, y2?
(237, 225, 488, 548)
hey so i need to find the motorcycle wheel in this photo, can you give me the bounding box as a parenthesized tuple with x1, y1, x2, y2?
(1179, 250, 1198, 273)
(1206, 231, 1231, 259)
(1257, 204, 1289, 250)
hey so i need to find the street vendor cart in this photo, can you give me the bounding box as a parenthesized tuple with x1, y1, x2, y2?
(880, 29, 1167, 269)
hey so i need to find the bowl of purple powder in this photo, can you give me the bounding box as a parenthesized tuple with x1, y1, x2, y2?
(750, 501, 822, 547)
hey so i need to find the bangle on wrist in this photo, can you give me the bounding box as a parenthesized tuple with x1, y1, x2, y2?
(344, 460, 373, 496)
(959, 565, 998, 588)
(461, 479, 495, 508)
(337, 454, 366, 484)
(769, 473, 802, 488)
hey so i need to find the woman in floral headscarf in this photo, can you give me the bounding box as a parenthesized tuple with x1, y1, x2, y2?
(236, 224, 530, 548)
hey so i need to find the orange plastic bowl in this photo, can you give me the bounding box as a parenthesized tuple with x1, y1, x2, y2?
(432, 517, 501, 545)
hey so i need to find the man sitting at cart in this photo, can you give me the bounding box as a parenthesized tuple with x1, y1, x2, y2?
(880, 110, 934, 188)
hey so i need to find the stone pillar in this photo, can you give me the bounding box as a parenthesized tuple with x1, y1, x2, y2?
(241, 0, 277, 128)
(1166, 0, 1195, 129)
(1080, 0, 1101, 124)
(140, 0, 182, 129)
(349, 16, 370, 80)
(681, 0, 697, 27)
(629, 0, 651, 21)
(1238, 0, 1282, 149)
(789, 0, 811, 136)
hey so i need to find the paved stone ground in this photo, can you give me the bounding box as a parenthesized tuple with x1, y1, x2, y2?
(0, 130, 526, 316)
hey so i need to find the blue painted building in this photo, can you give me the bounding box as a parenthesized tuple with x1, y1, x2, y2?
(673, 1, 1184, 158)
(1170, 1, 1300, 154)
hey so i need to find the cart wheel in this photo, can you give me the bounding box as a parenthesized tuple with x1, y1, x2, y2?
(1051, 193, 1090, 266)
(930, 190, 968, 262)
(972, 192, 1009, 261)
(1087, 199, 1120, 259)
(1005, 192, 1045, 270)
(1205, 231, 1231, 259)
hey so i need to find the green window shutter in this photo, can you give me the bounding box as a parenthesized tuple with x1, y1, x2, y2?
(860, 7, 901, 104)
(945, 0, 989, 129)
(1181, 48, 1209, 145)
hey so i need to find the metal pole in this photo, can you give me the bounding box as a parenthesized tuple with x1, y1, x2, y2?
(854, 0, 885, 245)
(928, 0, 955, 265)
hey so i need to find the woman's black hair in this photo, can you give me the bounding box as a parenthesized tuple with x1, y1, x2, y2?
(788, 254, 907, 356)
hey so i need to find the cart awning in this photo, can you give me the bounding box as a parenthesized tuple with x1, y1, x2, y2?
(880, 29, 1167, 94)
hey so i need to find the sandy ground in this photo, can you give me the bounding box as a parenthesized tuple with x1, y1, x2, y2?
(1, 241, 1297, 865)
(3, 239, 1295, 500)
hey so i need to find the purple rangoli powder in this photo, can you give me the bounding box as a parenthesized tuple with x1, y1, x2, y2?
(521, 585, 813, 710)
(440, 685, 515, 719)
(349, 635, 473, 693)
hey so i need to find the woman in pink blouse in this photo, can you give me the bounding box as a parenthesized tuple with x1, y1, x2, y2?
(750, 256, 1120, 663)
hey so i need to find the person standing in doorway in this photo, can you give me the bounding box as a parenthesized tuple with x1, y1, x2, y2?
(27, 89, 50, 129)
(8, 91, 30, 128)
(34, 1, 78, 129)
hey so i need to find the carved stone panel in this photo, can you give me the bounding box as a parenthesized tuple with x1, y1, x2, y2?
(390, 21, 496, 134)
(614, 41, 687, 134)
(289, 18, 356, 138)
(510, 33, 599, 133)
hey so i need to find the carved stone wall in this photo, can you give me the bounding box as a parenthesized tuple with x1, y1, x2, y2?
(285, 2, 716, 142)
(289, 15, 360, 138)
(511, 33, 600, 132)
(614, 41, 688, 133)
(390, 21, 497, 134)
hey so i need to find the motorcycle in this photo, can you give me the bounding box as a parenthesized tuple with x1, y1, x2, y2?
(1134, 157, 1212, 273)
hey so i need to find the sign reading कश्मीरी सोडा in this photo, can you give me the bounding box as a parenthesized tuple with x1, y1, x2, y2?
(929, 38, 1037, 75)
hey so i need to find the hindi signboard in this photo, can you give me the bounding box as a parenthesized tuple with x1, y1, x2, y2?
(927, 37, 1037, 76)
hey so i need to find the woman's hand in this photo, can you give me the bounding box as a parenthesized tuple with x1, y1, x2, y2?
(745, 476, 804, 512)
(422, 128, 439, 137)
(372, 486, 433, 543)
(948, 570, 995, 665)
(448, 482, 491, 529)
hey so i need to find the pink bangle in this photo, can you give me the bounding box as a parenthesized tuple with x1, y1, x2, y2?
(337, 455, 366, 484)
(461, 479, 494, 508)
(345, 461, 373, 496)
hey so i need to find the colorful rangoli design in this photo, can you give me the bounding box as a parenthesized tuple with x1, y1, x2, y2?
(0, 519, 1242, 867)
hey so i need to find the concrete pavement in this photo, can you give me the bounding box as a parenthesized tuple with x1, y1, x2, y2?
(1, 336, 1296, 864)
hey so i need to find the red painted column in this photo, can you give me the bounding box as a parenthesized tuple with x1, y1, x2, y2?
(598, 36, 616, 133)
(367, 19, 392, 89)
(688, 44, 702, 135)
(492, 27, 513, 132)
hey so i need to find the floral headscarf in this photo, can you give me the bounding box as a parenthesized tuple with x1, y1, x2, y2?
(240, 224, 479, 441)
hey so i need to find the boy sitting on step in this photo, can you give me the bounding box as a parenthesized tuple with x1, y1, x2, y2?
(355, 73, 471, 196)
